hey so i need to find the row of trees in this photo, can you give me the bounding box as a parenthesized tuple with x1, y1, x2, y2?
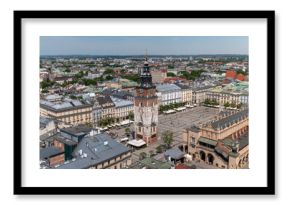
(167, 72, 176, 77)
(236, 69, 248, 76)
(121, 74, 139, 82)
(41, 70, 115, 90)
(40, 79, 56, 90)
(98, 111, 134, 127)
(41, 67, 140, 90)
(224, 102, 243, 109)
(178, 70, 206, 81)
(159, 102, 186, 113)
(98, 117, 115, 127)
(204, 99, 219, 106)
(204, 99, 243, 109)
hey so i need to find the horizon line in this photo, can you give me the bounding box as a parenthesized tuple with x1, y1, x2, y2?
(40, 54, 249, 57)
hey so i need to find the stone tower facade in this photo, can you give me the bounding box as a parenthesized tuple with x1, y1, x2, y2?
(134, 58, 158, 144)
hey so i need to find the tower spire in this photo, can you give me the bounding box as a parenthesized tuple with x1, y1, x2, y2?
(145, 49, 148, 61)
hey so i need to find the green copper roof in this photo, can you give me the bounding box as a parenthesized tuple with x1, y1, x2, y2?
(198, 137, 218, 146)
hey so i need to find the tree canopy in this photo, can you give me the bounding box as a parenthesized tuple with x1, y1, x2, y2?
(162, 130, 173, 148)
(167, 72, 176, 77)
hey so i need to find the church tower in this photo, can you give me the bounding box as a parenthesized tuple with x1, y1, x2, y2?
(134, 57, 159, 144)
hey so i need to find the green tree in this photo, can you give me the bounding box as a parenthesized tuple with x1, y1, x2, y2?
(103, 68, 114, 75)
(97, 75, 104, 82)
(167, 72, 176, 77)
(162, 130, 173, 148)
(64, 67, 71, 72)
(70, 95, 77, 100)
(149, 150, 155, 157)
(99, 117, 115, 127)
(212, 99, 219, 106)
(40, 79, 55, 90)
(41, 89, 49, 93)
(204, 99, 211, 105)
(156, 145, 164, 154)
(224, 102, 230, 108)
(122, 74, 139, 82)
(125, 127, 131, 134)
(105, 75, 113, 81)
(80, 78, 97, 86)
(139, 152, 147, 160)
(230, 102, 236, 108)
(74, 71, 85, 79)
(236, 69, 247, 75)
(191, 69, 206, 78)
(128, 111, 134, 121)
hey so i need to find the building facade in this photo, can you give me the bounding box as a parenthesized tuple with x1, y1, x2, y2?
(40, 116, 56, 138)
(95, 96, 115, 120)
(156, 84, 182, 106)
(205, 91, 248, 105)
(183, 109, 249, 169)
(110, 96, 134, 122)
(92, 96, 115, 126)
(175, 83, 193, 105)
(40, 98, 92, 125)
(92, 95, 134, 125)
(192, 86, 215, 105)
(192, 84, 249, 106)
(134, 58, 159, 144)
(151, 69, 167, 84)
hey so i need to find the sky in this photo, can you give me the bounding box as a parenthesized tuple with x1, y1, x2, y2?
(40, 36, 248, 56)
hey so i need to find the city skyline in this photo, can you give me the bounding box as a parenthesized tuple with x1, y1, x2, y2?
(40, 36, 248, 56)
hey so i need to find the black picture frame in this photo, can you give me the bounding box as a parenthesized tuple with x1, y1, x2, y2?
(14, 10, 275, 195)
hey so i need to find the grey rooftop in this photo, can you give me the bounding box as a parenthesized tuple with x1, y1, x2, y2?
(211, 109, 248, 130)
(40, 147, 64, 160)
(40, 98, 92, 112)
(164, 147, 185, 160)
(110, 96, 133, 108)
(40, 116, 54, 129)
(156, 84, 181, 92)
(55, 133, 130, 169)
(60, 126, 93, 137)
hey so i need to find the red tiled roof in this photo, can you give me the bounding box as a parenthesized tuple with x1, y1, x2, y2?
(175, 164, 191, 169)
(236, 74, 245, 81)
(226, 70, 237, 79)
(164, 77, 187, 83)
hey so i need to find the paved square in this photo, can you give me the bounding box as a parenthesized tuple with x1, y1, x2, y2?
(129, 106, 219, 163)
(158, 106, 219, 147)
